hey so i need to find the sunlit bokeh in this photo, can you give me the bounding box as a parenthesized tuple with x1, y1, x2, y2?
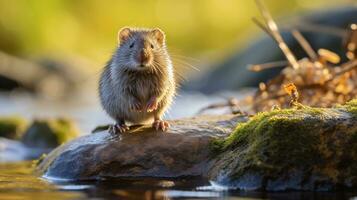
(0, 0, 347, 65)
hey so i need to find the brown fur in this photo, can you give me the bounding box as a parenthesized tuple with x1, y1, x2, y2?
(99, 28, 175, 129)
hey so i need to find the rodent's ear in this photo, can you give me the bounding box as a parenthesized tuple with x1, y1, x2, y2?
(152, 28, 165, 45)
(118, 27, 132, 44)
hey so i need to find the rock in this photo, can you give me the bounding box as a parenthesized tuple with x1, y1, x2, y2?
(36, 115, 247, 180)
(0, 51, 43, 92)
(0, 74, 24, 91)
(0, 51, 92, 98)
(208, 99, 357, 191)
(22, 118, 79, 148)
(0, 117, 79, 161)
(36, 100, 357, 191)
(0, 116, 28, 139)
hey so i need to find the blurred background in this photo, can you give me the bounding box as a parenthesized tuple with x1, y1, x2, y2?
(0, 0, 349, 62)
(0, 0, 356, 134)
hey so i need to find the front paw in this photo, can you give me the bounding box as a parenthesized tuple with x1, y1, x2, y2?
(152, 120, 170, 131)
(146, 98, 158, 112)
(130, 101, 143, 112)
(109, 123, 129, 135)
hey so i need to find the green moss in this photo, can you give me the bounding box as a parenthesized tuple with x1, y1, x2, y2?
(211, 104, 355, 177)
(210, 99, 357, 183)
(212, 106, 328, 153)
(49, 118, 79, 144)
(208, 99, 357, 187)
(21, 118, 79, 148)
(342, 99, 357, 117)
(0, 116, 28, 139)
(210, 99, 357, 155)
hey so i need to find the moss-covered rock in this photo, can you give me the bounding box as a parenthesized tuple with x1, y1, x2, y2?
(21, 118, 79, 148)
(0, 116, 28, 139)
(340, 99, 357, 117)
(209, 99, 357, 191)
(34, 100, 357, 191)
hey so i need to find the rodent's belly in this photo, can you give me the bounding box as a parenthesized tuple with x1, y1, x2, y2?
(124, 110, 155, 124)
(110, 98, 155, 124)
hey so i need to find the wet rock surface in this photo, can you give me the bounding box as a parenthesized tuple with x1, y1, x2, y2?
(208, 100, 357, 191)
(37, 115, 246, 180)
(37, 100, 357, 191)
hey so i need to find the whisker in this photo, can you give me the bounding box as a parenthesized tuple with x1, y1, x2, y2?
(169, 54, 200, 62)
(153, 59, 186, 83)
(152, 61, 165, 75)
(171, 57, 200, 71)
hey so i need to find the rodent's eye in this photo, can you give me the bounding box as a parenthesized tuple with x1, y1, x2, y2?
(129, 42, 134, 48)
(150, 44, 154, 49)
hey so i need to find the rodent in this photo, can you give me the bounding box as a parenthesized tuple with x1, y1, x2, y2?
(99, 27, 176, 134)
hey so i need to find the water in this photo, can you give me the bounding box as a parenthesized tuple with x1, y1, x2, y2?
(1, 162, 357, 200)
(1, 90, 357, 199)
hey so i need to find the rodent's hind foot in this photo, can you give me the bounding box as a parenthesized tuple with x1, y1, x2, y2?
(152, 120, 170, 131)
(109, 123, 129, 135)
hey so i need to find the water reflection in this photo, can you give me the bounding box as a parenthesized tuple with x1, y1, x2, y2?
(0, 161, 85, 200)
(1, 162, 357, 199)
(156, 190, 221, 198)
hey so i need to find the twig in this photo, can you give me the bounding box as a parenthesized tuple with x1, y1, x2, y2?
(197, 98, 247, 115)
(327, 59, 357, 82)
(248, 60, 288, 72)
(255, 0, 300, 69)
(292, 29, 318, 61)
(197, 103, 231, 114)
(289, 23, 347, 38)
(252, 17, 274, 39)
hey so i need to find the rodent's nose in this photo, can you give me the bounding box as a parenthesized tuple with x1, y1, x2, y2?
(138, 50, 149, 65)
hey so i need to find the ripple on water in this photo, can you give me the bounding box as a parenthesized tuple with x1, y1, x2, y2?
(1, 161, 357, 199)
